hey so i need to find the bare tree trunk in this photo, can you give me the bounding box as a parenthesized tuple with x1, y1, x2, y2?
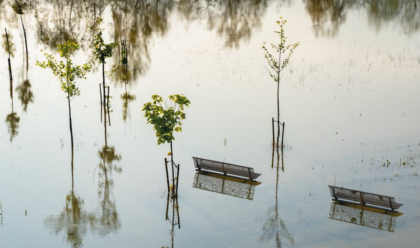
(277, 36, 283, 148)
(5, 29, 13, 89)
(276, 79, 280, 147)
(170, 141, 175, 191)
(67, 94, 74, 148)
(20, 15, 28, 72)
(102, 61, 106, 107)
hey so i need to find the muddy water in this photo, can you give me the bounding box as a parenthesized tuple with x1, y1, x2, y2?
(0, 1, 419, 247)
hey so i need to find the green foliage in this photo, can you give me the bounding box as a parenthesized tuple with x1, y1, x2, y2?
(10, 0, 28, 15)
(142, 95, 190, 145)
(36, 41, 91, 98)
(1, 32, 15, 57)
(262, 17, 299, 82)
(93, 31, 118, 64)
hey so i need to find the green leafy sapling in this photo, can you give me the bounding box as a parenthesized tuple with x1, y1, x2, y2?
(262, 17, 299, 146)
(92, 28, 118, 107)
(36, 41, 91, 148)
(142, 94, 190, 192)
(142, 94, 190, 145)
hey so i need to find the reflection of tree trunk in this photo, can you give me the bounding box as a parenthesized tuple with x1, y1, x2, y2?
(281, 152, 284, 173)
(166, 195, 180, 248)
(271, 142, 275, 169)
(71, 146, 74, 193)
(176, 196, 180, 229)
(67, 94, 74, 148)
(171, 197, 175, 248)
(10, 74, 13, 99)
(20, 15, 28, 73)
(275, 149, 280, 248)
(69, 0, 74, 31)
(5, 29, 13, 91)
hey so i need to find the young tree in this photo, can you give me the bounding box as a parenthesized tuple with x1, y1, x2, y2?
(263, 17, 299, 147)
(36, 41, 91, 148)
(92, 30, 117, 107)
(142, 94, 190, 193)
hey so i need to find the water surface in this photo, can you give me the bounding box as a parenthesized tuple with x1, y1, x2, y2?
(0, 1, 419, 247)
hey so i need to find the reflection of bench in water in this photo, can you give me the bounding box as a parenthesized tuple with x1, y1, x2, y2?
(329, 202, 401, 232)
(192, 172, 260, 200)
(192, 157, 261, 181)
(328, 185, 403, 212)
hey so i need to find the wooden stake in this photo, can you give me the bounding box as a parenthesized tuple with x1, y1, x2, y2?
(164, 158, 170, 193)
(281, 122, 285, 152)
(107, 86, 111, 126)
(272, 117, 275, 146)
(176, 164, 180, 196)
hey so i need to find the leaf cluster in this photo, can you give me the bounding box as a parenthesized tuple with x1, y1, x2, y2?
(262, 17, 299, 82)
(10, 0, 28, 15)
(36, 41, 92, 98)
(142, 95, 190, 145)
(93, 31, 118, 64)
(2, 32, 15, 57)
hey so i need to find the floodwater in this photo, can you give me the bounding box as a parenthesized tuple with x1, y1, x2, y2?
(0, 1, 419, 247)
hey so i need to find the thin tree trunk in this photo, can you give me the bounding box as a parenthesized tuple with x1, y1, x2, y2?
(275, 145, 280, 247)
(276, 78, 280, 146)
(102, 61, 106, 106)
(20, 15, 28, 73)
(67, 94, 74, 148)
(5, 29, 13, 87)
(10, 74, 13, 99)
(170, 141, 175, 191)
(277, 35, 283, 148)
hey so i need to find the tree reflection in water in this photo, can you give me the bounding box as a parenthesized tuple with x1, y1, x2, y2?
(44, 127, 122, 247)
(44, 150, 96, 248)
(304, 0, 420, 38)
(95, 101, 122, 236)
(176, 0, 268, 48)
(5, 80, 19, 142)
(15, 79, 34, 112)
(5, 111, 20, 142)
(165, 194, 180, 248)
(260, 149, 293, 248)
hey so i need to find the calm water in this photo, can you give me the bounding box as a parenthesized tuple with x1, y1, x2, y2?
(1, 1, 419, 248)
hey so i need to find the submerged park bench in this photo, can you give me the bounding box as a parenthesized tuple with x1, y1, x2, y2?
(192, 157, 261, 181)
(328, 185, 403, 212)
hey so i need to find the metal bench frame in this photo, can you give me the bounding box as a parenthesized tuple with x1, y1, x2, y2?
(328, 185, 403, 212)
(192, 157, 261, 181)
